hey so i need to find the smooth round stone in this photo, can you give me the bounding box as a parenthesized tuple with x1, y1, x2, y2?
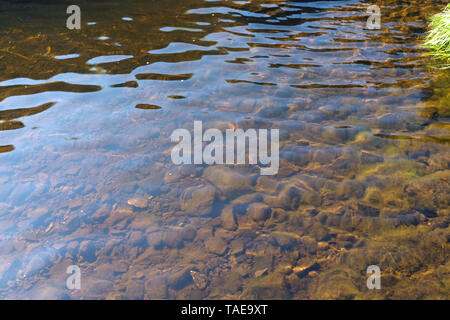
(247, 203, 271, 221)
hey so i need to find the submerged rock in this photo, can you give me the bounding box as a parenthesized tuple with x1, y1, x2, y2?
(125, 281, 145, 299)
(254, 268, 268, 278)
(247, 203, 271, 222)
(79, 240, 96, 262)
(264, 186, 301, 210)
(320, 124, 362, 144)
(146, 276, 168, 299)
(375, 113, 404, 130)
(256, 176, 279, 193)
(203, 167, 254, 197)
(127, 197, 149, 209)
(364, 187, 384, 207)
(272, 232, 300, 250)
(167, 267, 194, 290)
(181, 185, 216, 216)
(129, 231, 147, 248)
(164, 226, 197, 248)
(256, 105, 289, 118)
(94, 262, 128, 281)
(314, 268, 360, 299)
(24, 255, 51, 278)
(85, 279, 114, 296)
(190, 270, 209, 290)
(336, 180, 366, 200)
(221, 205, 238, 230)
(248, 272, 289, 299)
(205, 237, 228, 255)
(360, 151, 384, 165)
(147, 226, 197, 250)
(293, 261, 320, 277)
(405, 171, 449, 213)
(230, 239, 245, 256)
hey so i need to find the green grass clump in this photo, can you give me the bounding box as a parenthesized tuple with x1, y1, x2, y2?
(425, 5, 450, 60)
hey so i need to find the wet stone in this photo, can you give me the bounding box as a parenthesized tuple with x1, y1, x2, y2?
(85, 279, 114, 296)
(147, 226, 197, 250)
(387, 211, 425, 227)
(104, 207, 134, 227)
(317, 241, 329, 250)
(315, 268, 359, 299)
(248, 272, 289, 299)
(320, 126, 355, 144)
(293, 261, 320, 277)
(253, 253, 274, 271)
(163, 170, 182, 184)
(65, 241, 79, 256)
(129, 214, 158, 230)
(256, 176, 279, 193)
(128, 231, 147, 248)
(254, 268, 268, 278)
(167, 267, 194, 290)
(336, 180, 366, 200)
(203, 167, 254, 197)
(103, 238, 123, 256)
(360, 151, 384, 165)
(232, 192, 263, 206)
(313, 149, 339, 164)
(181, 185, 216, 216)
(264, 186, 301, 210)
(190, 270, 209, 290)
(309, 222, 330, 241)
(282, 148, 313, 167)
(256, 105, 288, 118)
(272, 232, 299, 250)
(163, 227, 197, 248)
(405, 171, 449, 212)
(247, 203, 272, 222)
(221, 205, 237, 231)
(205, 237, 228, 255)
(375, 113, 404, 130)
(146, 276, 168, 299)
(230, 239, 244, 256)
(125, 281, 145, 299)
(79, 240, 96, 262)
(28, 207, 50, 227)
(127, 196, 149, 209)
(30, 285, 68, 300)
(297, 236, 318, 255)
(308, 271, 319, 278)
(94, 264, 116, 280)
(24, 255, 51, 278)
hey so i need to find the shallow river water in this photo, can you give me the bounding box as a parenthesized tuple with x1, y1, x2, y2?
(0, 0, 449, 299)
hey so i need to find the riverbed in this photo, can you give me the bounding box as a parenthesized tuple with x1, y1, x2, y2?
(0, 0, 448, 299)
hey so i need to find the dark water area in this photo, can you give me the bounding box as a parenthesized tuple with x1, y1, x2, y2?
(0, 0, 448, 299)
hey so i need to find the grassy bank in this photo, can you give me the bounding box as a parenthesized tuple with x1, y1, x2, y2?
(425, 5, 450, 60)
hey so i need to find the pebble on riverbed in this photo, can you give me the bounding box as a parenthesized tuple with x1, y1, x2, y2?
(221, 205, 238, 230)
(127, 196, 149, 209)
(247, 203, 271, 222)
(203, 166, 255, 197)
(204, 237, 228, 255)
(180, 185, 216, 216)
